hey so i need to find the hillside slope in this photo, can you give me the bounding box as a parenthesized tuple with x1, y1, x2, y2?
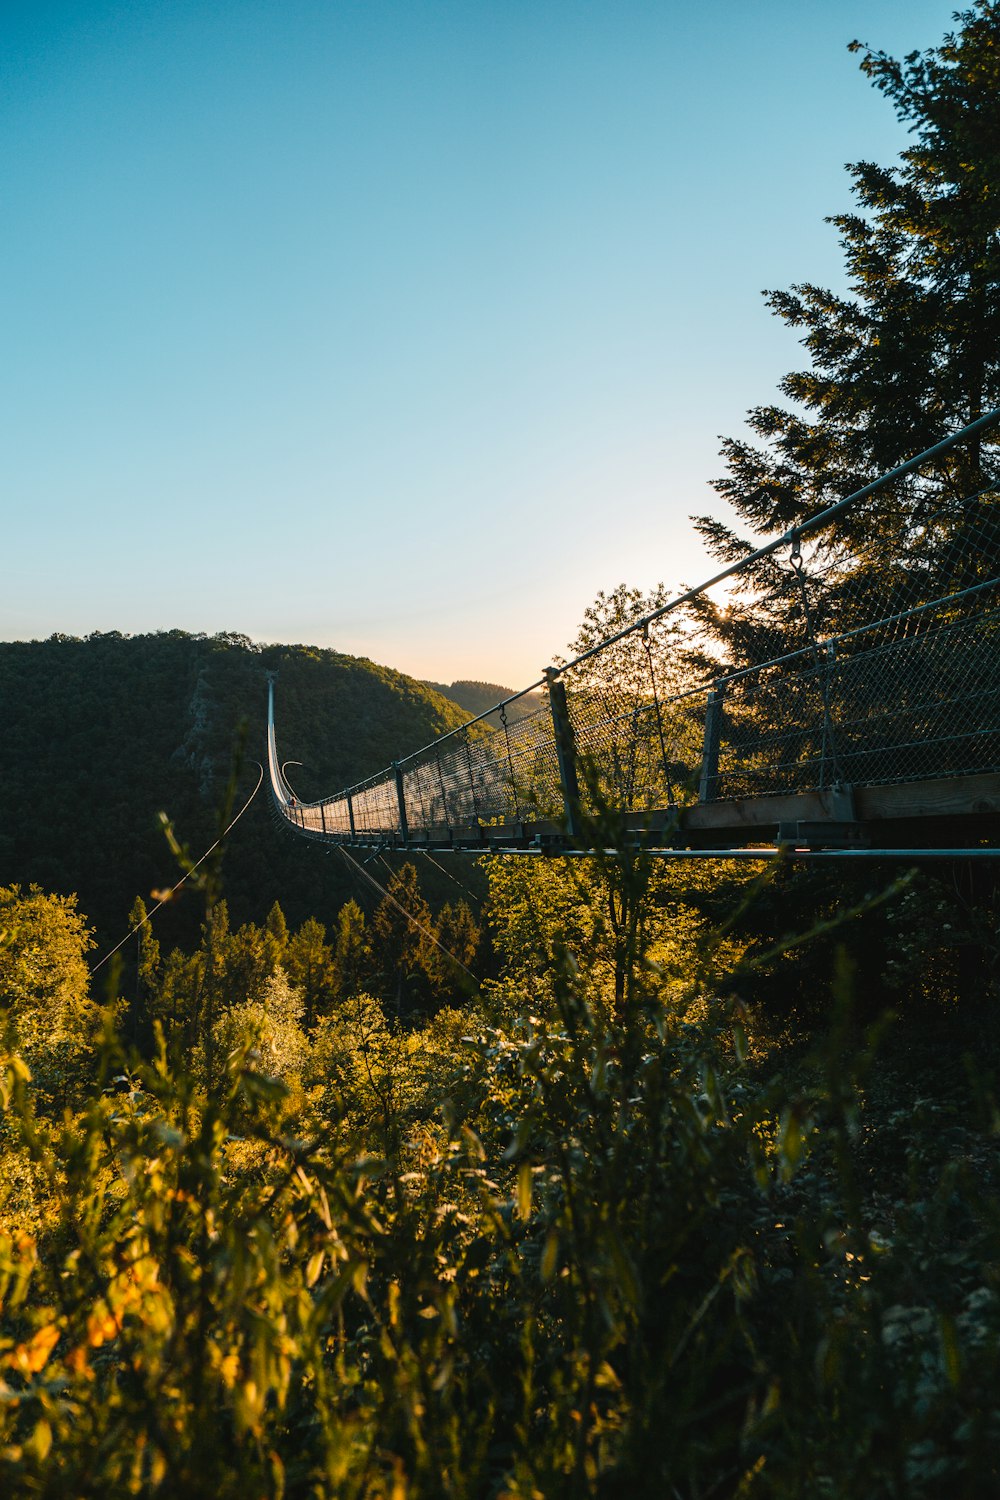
(422, 678, 543, 724)
(0, 630, 467, 950)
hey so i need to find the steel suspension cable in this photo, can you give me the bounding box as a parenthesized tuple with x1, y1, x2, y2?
(335, 844, 480, 984)
(89, 762, 265, 977)
(417, 848, 483, 902)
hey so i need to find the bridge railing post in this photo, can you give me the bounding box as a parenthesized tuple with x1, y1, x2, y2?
(546, 668, 582, 839)
(436, 751, 449, 825)
(818, 638, 846, 790)
(699, 682, 725, 804)
(463, 740, 481, 829)
(393, 762, 409, 846)
(499, 702, 520, 818)
(346, 790, 356, 840)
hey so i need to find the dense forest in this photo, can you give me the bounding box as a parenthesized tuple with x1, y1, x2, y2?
(422, 680, 516, 718)
(0, 630, 469, 953)
(3, 4, 1000, 1496)
(422, 681, 544, 725)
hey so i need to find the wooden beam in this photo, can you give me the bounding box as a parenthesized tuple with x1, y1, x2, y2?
(674, 772, 1000, 838)
(855, 770, 1000, 821)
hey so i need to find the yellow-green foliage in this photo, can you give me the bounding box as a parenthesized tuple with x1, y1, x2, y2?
(2, 842, 1000, 1498)
(0, 885, 97, 1115)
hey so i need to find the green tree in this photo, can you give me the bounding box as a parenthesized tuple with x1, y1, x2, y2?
(220, 919, 268, 1007)
(149, 946, 201, 1051)
(424, 900, 480, 1002)
(557, 581, 705, 827)
(698, 3, 1000, 653)
(262, 901, 289, 972)
(197, 898, 231, 1076)
(213, 968, 307, 1100)
(331, 898, 372, 1002)
(307, 991, 412, 1149)
(687, 5, 1000, 1013)
(372, 864, 433, 1017)
(0, 885, 96, 1108)
(285, 917, 334, 1029)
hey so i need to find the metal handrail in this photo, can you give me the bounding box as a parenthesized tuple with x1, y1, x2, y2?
(266, 408, 1000, 837)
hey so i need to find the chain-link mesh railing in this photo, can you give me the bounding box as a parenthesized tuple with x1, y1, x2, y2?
(715, 488, 1000, 797)
(269, 410, 1000, 849)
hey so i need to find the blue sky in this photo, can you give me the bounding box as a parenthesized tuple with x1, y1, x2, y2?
(2, 0, 954, 685)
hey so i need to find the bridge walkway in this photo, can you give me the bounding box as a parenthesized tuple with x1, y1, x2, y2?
(268, 410, 1000, 859)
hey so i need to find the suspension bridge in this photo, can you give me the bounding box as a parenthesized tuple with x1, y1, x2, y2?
(268, 412, 1000, 860)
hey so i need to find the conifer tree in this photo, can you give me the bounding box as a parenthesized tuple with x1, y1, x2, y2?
(688, 4, 1000, 1011)
(221, 919, 268, 1006)
(424, 901, 480, 1001)
(263, 901, 289, 972)
(285, 916, 334, 1028)
(373, 864, 433, 1017)
(697, 3, 1000, 660)
(332, 899, 372, 1003)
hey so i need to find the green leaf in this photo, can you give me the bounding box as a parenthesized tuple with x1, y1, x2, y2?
(540, 1230, 559, 1283)
(517, 1161, 532, 1222)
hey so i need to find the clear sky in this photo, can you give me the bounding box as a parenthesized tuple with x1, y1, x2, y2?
(2, 0, 955, 687)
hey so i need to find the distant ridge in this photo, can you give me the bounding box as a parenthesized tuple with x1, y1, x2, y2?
(422, 679, 542, 724)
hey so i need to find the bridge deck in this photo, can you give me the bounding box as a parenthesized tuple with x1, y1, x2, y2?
(279, 769, 1000, 856)
(267, 412, 1000, 861)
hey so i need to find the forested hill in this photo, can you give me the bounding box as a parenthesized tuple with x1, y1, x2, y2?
(422, 678, 542, 723)
(0, 630, 467, 952)
(422, 679, 515, 717)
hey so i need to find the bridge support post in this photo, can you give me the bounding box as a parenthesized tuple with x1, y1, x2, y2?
(546, 668, 582, 839)
(464, 741, 481, 825)
(393, 762, 409, 847)
(436, 751, 450, 825)
(699, 683, 725, 804)
(346, 790, 356, 840)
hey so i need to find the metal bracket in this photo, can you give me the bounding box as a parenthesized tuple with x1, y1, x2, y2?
(778, 819, 869, 849)
(826, 783, 856, 821)
(699, 683, 725, 803)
